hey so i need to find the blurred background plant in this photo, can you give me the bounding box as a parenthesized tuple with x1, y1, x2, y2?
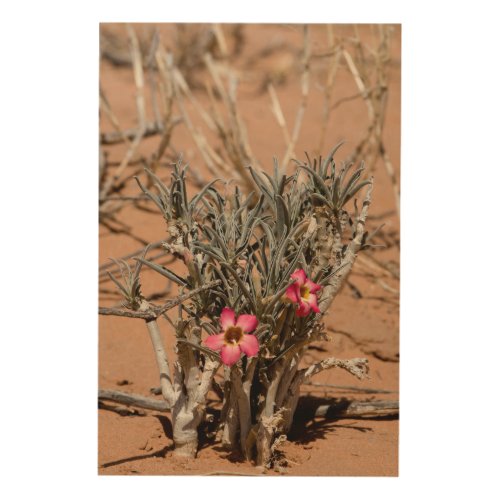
(99, 23, 399, 310)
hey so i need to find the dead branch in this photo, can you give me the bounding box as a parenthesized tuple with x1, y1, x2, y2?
(302, 357, 369, 383)
(317, 26, 341, 155)
(99, 216, 149, 246)
(169, 55, 232, 180)
(98, 389, 170, 411)
(342, 29, 399, 216)
(98, 390, 398, 420)
(281, 25, 311, 169)
(98, 401, 147, 416)
(267, 82, 292, 154)
(100, 120, 181, 145)
(100, 26, 147, 200)
(204, 53, 259, 188)
(303, 381, 396, 394)
(314, 399, 398, 419)
(144, 318, 175, 404)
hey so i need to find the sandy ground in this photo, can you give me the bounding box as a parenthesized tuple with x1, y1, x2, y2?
(98, 23, 400, 476)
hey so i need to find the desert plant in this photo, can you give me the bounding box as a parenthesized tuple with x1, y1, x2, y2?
(100, 145, 375, 467)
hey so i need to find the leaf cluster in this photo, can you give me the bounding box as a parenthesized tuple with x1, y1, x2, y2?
(114, 145, 372, 365)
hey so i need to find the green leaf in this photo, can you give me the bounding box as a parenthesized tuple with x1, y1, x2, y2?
(135, 257, 189, 287)
(321, 142, 344, 178)
(261, 170, 279, 194)
(247, 167, 274, 205)
(134, 176, 168, 216)
(275, 194, 290, 238)
(107, 271, 129, 297)
(201, 225, 229, 259)
(221, 263, 256, 313)
(278, 236, 309, 289)
(263, 279, 296, 315)
(311, 192, 333, 210)
(297, 163, 330, 197)
(343, 179, 372, 205)
(192, 243, 226, 263)
(191, 178, 222, 211)
(339, 166, 364, 206)
(177, 339, 221, 360)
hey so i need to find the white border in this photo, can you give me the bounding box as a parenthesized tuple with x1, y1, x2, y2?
(2, 1, 499, 498)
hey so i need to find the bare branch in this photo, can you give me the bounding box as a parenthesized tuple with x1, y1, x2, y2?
(303, 381, 395, 394)
(301, 357, 369, 383)
(98, 389, 170, 411)
(314, 399, 398, 419)
(281, 25, 311, 169)
(146, 319, 175, 404)
(100, 25, 147, 200)
(100, 120, 181, 145)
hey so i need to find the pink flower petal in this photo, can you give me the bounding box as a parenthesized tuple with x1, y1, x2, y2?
(220, 344, 242, 366)
(236, 314, 259, 333)
(220, 307, 236, 330)
(296, 300, 311, 317)
(290, 269, 307, 286)
(285, 283, 301, 303)
(239, 334, 259, 357)
(305, 293, 321, 314)
(305, 278, 322, 293)
(203, 333, 225, 351)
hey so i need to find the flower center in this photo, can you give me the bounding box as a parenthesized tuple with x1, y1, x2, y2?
(300, 285, 310, 299)
(224, 326, 243, 344)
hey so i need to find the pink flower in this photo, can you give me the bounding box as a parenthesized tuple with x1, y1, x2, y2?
(203, 307, 259, 367)
(285, 269, 322, 317)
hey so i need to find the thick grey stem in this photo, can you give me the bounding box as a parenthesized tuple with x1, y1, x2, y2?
(145, 319, 175, 406)
(171, 398, 199, 457)
(320, 180, 373, 313)
(256, 421, 273, 467)
(254, 362, 287, 467)
(221, 381, 239, 449)
(275, 353, 301, 409)
(255, 410, 285, 467)
(281, 373, 303, 434)
(171, 358, 221, 458)
(231, 369, 251, 454)
(231, 359, 257, 456)
(263, 361, 285, 418)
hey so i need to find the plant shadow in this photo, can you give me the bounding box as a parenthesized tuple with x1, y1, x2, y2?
(288, 396, 379, 445)
(100, 445, 174, 469)
(198, 408, 248, 463)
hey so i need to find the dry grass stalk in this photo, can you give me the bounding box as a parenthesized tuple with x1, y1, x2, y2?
(100, 25, 146, 201)
(342, 26, 400, 216)
(316, 25, 342, 156)
(281, 25, 311, 170)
